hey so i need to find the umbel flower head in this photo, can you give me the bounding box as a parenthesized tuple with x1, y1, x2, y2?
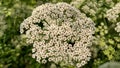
(20, 2, 95, 68)
(106, 3, 120, 22)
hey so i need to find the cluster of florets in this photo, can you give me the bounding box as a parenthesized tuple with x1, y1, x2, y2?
(106, 2, 120, 35)
(71, 0, 114, 17)
(0, 15, 7, 37)
(71, 0, 98, 16)
(20, 2, 95, 68)
(106, 3, 120, 22)
(115, 22, 120, 36)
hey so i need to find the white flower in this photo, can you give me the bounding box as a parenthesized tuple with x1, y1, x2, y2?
(20, 2, 95, 68)
(106, 3, 120, 22)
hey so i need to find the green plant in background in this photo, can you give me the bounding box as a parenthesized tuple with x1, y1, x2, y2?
(98, 62, 120, 68)
(0, 0, 41, 68)
(0, 15, 7, 38)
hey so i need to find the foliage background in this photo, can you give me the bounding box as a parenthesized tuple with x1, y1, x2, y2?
(0, 0, 120, 68)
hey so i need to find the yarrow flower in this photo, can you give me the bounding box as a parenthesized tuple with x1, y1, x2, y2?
(106, 3, 120, 22)
(115, 22, 120, 36)
(20, 2, 95, 68)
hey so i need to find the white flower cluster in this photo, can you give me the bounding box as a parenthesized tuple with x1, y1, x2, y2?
(71, 0, 98, 16)
(106, 3, 120, 22)
(81, 0, 98, 16)
(115, 22, 120, 36)
(71, 0, 115, 17)
(0, 15, 7, 37)
(20, 2, 95, 68)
